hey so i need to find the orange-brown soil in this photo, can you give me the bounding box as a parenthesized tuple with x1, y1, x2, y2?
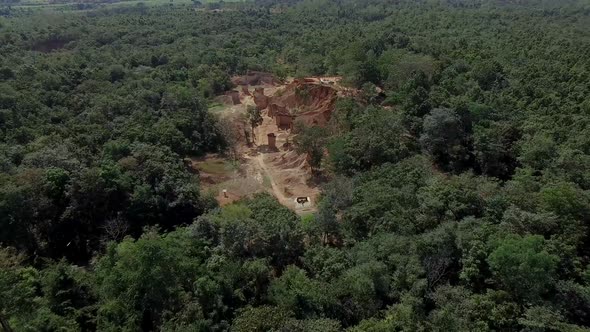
(195, 72, 347, 213)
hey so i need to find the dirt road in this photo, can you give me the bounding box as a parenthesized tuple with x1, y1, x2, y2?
(203, 76, 329, 213)
(252, 154, 293, 208)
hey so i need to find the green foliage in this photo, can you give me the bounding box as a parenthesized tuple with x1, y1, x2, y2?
(473, 121, 519, 179)
(472, 60, 507, 90)
(278, 318, 341, 332)
(231, 305, 293, 332)
(378, 49, 436, 91)
(303, 245, 350, 281)
(0, 248, 93, 331)
(334, 261, 390, 324)
(519, 133, 558, 171)
(428, 286, 520, 332)
(338, 43, 380, 88)
(246, 105, 263, 140)
(1, 0, 590, 331)
(294, 125, 328, 172)
(193, 194, 304, 268)
(539, 182, 590, 221)
(40, 260, 97, 331)
(488, 235, 559, 302)
(0, 248, 40, 332)
(420, 108, 469, 172)
(329, 107, 415, 174)
(518, 306, 589, 332)
(268, 266, 335, 318)
(95, 229, 207, 330)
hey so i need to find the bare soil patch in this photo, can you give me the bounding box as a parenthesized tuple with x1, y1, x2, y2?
(196, 73, 347, 213)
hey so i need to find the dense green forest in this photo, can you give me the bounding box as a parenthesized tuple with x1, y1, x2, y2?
(1, 0, 590, 330)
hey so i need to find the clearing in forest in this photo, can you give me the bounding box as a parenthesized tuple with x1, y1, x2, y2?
(192, 72, 347, 214)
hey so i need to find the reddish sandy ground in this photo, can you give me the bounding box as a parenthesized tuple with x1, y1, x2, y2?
(192, 74, 345, 214)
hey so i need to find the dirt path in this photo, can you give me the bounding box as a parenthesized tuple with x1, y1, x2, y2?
(252, 154, 293, 208)
(202, 77, 331, 213)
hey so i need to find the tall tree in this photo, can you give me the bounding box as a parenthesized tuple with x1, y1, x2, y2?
(294, 125, 328, 174)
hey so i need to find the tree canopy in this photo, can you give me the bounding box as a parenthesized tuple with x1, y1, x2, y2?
(1, 0, 590, 330)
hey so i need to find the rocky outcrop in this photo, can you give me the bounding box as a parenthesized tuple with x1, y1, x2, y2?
(227, 90, 241, 105)
(253, 87, 269, 110)
(214, 90, 241, 105)
(241, 85, 251, 96)
(263, 81, 338, 127)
